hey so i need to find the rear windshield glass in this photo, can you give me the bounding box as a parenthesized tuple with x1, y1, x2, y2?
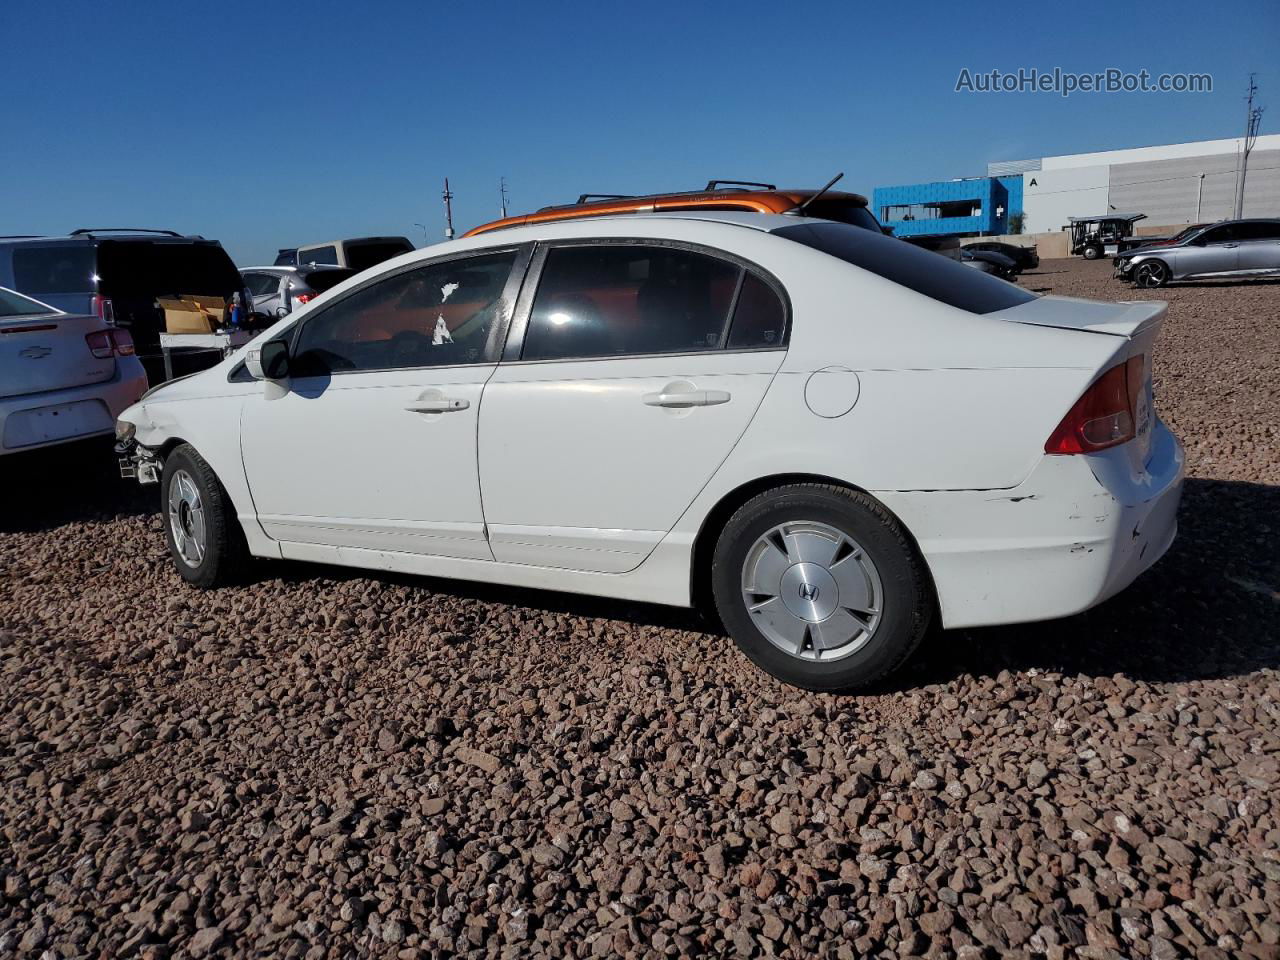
(97, 241, 243, 299)
(298, 245, 339, 266)
(774, 221, 1037, 314)
(805, 201, 883, 233)
(301, 268, 357, 293)
(0, 287, 58, 318)
(345, 241, 413, 272)
(11, 247, 97, 294)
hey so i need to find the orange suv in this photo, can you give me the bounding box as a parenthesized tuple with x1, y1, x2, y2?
(463, 179, 883, 238)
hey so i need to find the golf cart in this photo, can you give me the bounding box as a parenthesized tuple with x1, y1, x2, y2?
(1068, 213, 1147, 260)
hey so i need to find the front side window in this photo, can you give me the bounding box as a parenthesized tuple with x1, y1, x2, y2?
(522, 245, 741, 361)
(291, 251, 517, 375)
(1196, 225, 1235, 246)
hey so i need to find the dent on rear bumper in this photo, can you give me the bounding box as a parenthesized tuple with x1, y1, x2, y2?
(878, 422, 1185, 630)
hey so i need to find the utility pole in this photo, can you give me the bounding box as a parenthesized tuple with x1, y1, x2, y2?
(499, 177, 509, 218)
(442, 177, 455, 240)
(1234, 75, 1265, 219)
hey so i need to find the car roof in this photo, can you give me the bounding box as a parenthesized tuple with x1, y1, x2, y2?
(464, 186, 870, 238)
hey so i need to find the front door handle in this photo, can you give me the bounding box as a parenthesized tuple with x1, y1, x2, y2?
(405, 398, 470, 413)
(642, 389, 731, 408)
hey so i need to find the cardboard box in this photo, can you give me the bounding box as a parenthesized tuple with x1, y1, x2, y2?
(157, 295, 227, 334)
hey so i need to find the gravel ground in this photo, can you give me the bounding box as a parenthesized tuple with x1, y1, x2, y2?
(2, 259, 1277, 959)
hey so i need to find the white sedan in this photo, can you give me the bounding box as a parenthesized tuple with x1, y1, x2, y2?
(116, 212, 1184, 691)
(1, 286, 146, 456)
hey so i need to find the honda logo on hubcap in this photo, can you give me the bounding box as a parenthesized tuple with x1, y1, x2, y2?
(798, 582, 820, 602)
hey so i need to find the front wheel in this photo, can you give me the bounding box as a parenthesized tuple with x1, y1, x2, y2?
(1083, 244, 1103, 260)
(161, 443, 248, 588)
(1133, 260, 1170, 288)
(710, 484, 933, 692)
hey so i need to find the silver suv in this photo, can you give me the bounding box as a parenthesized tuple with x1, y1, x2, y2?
(1114, 219, 1280, 287)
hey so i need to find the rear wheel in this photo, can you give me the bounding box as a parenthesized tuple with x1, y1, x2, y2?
(161, 443, 248, 588)
(1133, 260, 1170, 288)
(710, 484, 933, 692)
(1083, 244, 1103, 260)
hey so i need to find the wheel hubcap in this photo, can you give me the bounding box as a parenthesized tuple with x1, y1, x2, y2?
(168, 469, 207, 568)
(741, 521, 883, 661)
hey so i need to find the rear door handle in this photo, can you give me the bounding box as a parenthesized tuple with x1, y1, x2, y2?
(405, 398, 470, 413)
(642, 390, 731, 407)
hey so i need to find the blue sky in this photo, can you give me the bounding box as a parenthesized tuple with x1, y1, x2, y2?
(2, 0, 1276, 265)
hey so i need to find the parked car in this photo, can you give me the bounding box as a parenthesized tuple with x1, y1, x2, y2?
(278, 237, 415, 272)
(0, 229, 249, 383)
(1, 286, 146, 456)
(1114, 219, 1280, 287)
(241, 265, 358, 318)
(464, 179, 883, 238)
(960, 248, 1018, 280)
(117, 211, 1183, 692)
(963, 240, 1039, 272)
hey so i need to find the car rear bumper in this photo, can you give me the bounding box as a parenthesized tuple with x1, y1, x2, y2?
(879, 420, 1185, 629)
(0, 359, 148, 455)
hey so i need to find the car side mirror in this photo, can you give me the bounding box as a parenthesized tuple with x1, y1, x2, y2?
(245, 338, 290, 380)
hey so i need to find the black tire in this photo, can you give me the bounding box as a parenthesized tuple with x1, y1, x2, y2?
(1133, 259, 1170, 288)
(1083, 244, 1103, 260)
(710, 484, 933, 692)
(160, 443, 248, 588)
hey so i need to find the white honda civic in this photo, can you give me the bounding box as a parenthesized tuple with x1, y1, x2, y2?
(116, 212, 1184, 691)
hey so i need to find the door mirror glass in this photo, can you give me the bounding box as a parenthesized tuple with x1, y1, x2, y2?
(259, 338, 290, 379)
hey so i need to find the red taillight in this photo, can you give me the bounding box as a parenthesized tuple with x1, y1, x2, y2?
(110, 329, 135, 356)
(85, 328, 135, 359)
(91, 294, 115, 323)
(293, 293, 315, 305)
(1045, 356, 1145, 455)
(85, 330, 114, 359)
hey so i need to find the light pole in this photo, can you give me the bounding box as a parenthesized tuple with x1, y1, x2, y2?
(1195, 173, 1205, 222)
(1234, 75, 1264, 219)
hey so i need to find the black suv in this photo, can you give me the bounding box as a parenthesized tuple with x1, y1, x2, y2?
(0, 228, 248, 382)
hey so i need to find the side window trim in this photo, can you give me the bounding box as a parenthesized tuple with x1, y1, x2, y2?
(286, 243, 535, 374)
(501, 237, 790, 364)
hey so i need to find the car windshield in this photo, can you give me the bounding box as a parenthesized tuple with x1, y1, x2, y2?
(1167, 225, 1205, 244)
(775, 221, 1037, 314)
(0, 287, 58, 318)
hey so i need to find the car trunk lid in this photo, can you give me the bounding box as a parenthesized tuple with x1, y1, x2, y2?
(1, 312, 116, 399)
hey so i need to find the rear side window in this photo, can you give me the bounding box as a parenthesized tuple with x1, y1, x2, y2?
(727, 272, 786, 349)
(11, 247, 97, 294)
(522, 245, 740, 361)
(299, 245, 339, 265)
(1235, 221, 1280, 241)
(243, 273, 279, 296)
(775, 222, 1036, 314)
(291, 251, 517, 375)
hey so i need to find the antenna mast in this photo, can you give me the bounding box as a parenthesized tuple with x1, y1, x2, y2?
(500, 177, 510, 218)
(443, 177, 455, 240)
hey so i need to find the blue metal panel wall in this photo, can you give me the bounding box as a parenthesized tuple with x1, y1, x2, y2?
(997, 175, 1024, 220)
(872, 178, 1004, 237)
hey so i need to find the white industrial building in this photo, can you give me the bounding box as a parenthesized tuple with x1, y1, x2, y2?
(991, 134, 1280, 235)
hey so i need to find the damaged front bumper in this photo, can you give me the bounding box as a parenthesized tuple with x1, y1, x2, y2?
(116, 436, 162, 485)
